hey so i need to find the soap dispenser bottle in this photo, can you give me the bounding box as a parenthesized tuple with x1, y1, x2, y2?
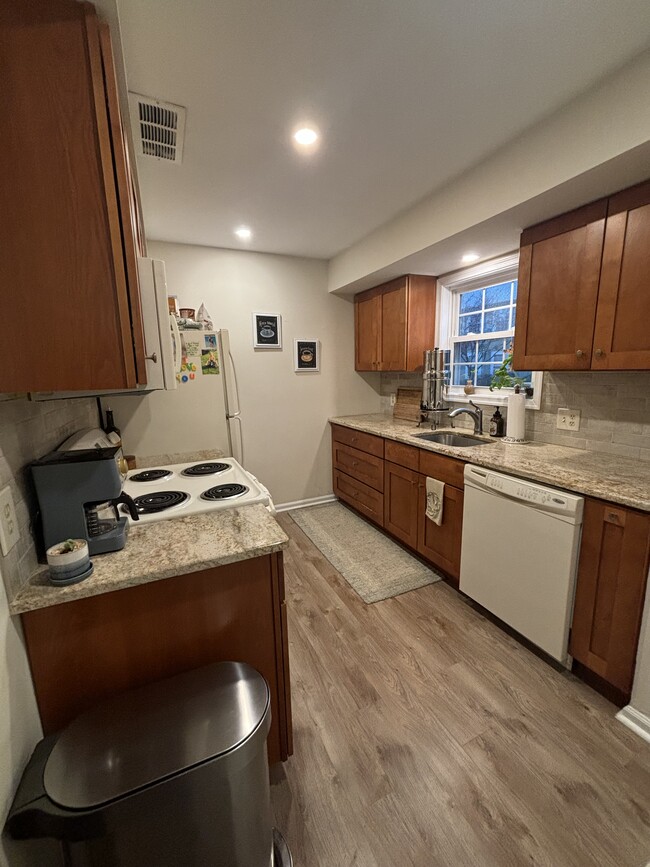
(489, 407, 505, 437)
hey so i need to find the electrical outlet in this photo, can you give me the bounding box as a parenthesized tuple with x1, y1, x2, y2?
(0, 485, 19, 556)
(390, 393, 396, 406)
(556, 407, 581, 431)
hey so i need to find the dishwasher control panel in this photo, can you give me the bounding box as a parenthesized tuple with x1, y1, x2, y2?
(465, 465, 583, 519)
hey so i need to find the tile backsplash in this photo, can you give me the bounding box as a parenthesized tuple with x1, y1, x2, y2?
(380, 371, 650, 458)
(0, 394, 98, 600)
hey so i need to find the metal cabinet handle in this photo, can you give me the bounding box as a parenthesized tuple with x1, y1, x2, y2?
(145, 351, 158, 363)
(594, 348, 604, 358)
(575, 349, 585, 359)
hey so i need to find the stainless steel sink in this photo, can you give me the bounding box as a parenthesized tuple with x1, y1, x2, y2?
(413, 431, 493, 447)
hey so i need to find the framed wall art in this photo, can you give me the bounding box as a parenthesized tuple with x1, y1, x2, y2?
(252, 312, 282, 349)
(294, 339, 320, 372)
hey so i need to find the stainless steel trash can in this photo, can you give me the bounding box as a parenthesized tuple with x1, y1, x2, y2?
(6, 661, 291, 866)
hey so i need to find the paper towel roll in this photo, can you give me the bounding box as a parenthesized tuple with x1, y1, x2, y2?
(506, 391, 526, 440)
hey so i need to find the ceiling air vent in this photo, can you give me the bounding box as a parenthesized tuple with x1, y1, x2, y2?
(128, 93, 186, 163)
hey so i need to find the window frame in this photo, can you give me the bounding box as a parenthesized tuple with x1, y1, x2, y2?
(438, 253, 542, 409)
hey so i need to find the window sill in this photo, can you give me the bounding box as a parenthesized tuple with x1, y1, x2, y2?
(447, 389, 540, 410)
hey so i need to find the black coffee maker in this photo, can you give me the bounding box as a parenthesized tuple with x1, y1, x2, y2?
(31, 446, 139, 555)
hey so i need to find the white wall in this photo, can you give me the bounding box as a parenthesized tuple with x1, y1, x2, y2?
(131, 242, 381, 505)
(0, 567, 60, 866)
(631, 575, 650, 719)
(328, 48, 650, 292)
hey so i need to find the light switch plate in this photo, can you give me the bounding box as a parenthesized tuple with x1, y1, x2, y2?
(557, 407, 581, 431)
(0, 485, 20, 556)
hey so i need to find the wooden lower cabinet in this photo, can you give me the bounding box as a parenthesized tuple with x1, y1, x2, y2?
(21, 553, 292, 764)
(384, 462, 420, 548)
(382, 461, 464, 584)
(332, 427, 465, 583)
(417, 481, 464, 584)
(333, 469, 384, 525)
(570, 499, 650, 700)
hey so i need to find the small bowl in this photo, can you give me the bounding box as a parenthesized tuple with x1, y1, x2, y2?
(179, 308, 196, 320)
(46, 539, 90, 580)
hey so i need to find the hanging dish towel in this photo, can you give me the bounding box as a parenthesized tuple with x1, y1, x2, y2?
(425, 477, 445, 526)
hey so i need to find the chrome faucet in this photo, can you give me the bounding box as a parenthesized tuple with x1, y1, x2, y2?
(448, 400, 484, 435)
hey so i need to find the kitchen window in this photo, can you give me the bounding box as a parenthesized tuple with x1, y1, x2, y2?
(439, 254, 542, 407)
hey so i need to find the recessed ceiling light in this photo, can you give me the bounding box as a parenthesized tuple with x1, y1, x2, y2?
(234, 226, 252, 241)
(462, 252, 480, 263)
(293, 127, 319, 147)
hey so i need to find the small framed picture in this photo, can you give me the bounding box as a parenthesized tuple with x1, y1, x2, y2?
(252, 313, 282, 349)
(294, 339, 320, 372)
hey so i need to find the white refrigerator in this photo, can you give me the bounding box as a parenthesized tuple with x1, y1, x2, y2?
(107, 329, 244, 463)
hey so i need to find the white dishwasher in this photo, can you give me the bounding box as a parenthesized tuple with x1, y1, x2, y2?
(460, 464, 584, 665)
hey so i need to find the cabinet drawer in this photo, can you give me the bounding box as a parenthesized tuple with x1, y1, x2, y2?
(333, 441, 384, 492)
(331, 424, 384, 458)
(334, 470, 384, 526)
(418, 450, 465, 488)
(385, 440, 419, 471)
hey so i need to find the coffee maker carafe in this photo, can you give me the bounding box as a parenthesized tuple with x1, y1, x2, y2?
(31, 446, 139, 555)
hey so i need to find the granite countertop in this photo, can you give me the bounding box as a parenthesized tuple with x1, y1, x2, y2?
(11, 504, 288, 615)
(330, 413, 650, 512)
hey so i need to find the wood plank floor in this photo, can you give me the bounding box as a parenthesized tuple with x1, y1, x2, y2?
(271, 511, 650, 867)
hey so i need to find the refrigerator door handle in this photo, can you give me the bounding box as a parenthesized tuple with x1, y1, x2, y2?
(170, 314, 182, 374)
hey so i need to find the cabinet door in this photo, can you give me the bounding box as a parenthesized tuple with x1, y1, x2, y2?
(355, 290, 381, 370)
(417, 481, 464, 584)
(570, 499, 650, 697)
(512, 200, 607, 371)
(404, 275, 437, 372)
(383, 461, 419, 549)
(0, 0, 140, 392)
(592, 180, 650, 370)
(380, 279, 408, 371)
(98, 21, 147, 385)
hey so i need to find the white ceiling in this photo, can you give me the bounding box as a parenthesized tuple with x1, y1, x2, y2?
(118, 0, 650, 259)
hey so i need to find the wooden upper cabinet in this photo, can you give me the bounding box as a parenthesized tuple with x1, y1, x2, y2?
(512, 200, 607, 371)
(513, 178, 650, 372)
(380, 280, 409, 371)
(570, 499, 650, 698)
(354, 275, 436, 372)
(355, 289, 382, 370)
(592, 180, 650, 370)
(0, 0, 146, 392)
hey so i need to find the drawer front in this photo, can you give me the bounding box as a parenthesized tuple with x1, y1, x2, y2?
(333, 441, 384, 492)
(418, 450, 465, 488)
(331, 424, 384, 458)
(385, 439, 419, 471)
(334, 469, 384, 525)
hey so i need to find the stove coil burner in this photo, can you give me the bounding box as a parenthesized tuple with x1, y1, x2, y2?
(134, 491, 190, 514)
(182, 462, 230, 477)
(129, 469, 173, 483)
(201, 483, 249, 501)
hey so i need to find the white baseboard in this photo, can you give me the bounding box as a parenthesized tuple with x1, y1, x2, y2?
(275, 494, 337, 513)
(615, 705, 650, 744)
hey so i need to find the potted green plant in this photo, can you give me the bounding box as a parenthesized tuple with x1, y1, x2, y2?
(489, 350, 533, 396)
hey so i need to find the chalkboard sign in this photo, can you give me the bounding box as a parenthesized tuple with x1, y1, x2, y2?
(252, 313, 282, 349)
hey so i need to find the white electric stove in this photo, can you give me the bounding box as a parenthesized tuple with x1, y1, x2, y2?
(122, 459, 274, 524)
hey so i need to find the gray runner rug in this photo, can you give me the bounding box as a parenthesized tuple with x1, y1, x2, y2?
(289, 502, 441, 603)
